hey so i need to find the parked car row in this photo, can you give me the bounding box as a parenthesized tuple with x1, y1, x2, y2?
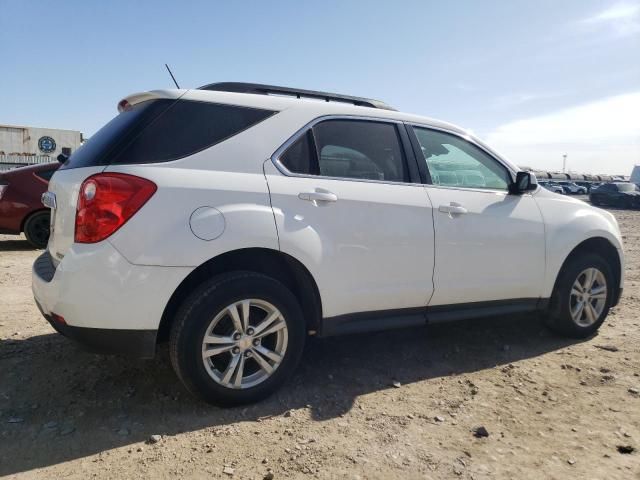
(538, 180, 609, 195)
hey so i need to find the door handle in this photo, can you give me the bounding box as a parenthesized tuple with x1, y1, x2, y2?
(298, 191, 338, 203)
(438, 202, 467, 215)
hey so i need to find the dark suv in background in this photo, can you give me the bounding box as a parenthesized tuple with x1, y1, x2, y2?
(590, 182, 640, 209)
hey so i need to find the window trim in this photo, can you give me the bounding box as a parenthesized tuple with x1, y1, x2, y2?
(407, 123, 518, 194)
(271, 115, 423, 186)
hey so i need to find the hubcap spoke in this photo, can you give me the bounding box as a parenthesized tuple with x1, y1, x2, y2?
(254, 344, 283, 363)
(240, 300, 251, 332)
(251, 348, 275, 374)
(227, 304, 243, 333)
(203, 335, 235, 358)
(571, 300, 585, 320)
(252, 311, 284, 338)
(584, 268, 596, 290)
(221, 354, 241, 385)
(232, 354, 246, 388)
(584, 301, 596, 324)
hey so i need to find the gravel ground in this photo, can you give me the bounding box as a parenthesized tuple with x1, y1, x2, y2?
(0, 204, 638, 479)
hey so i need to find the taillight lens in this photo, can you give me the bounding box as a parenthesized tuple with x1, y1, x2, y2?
(0, 184, 7, 201)
(75, 173, 156, 243)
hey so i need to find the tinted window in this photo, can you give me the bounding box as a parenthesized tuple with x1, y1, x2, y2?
(617, 183, 638, 192)
(280, 131, 318, 175)
(413, 127, 511, 190)
(35, 169, 56, 181)
(62, 100, 275, 170)
(62, 100, 173, 170)
(313, 120, 408, 182)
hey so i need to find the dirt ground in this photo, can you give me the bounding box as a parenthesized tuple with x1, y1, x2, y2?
(1, 204, 638, 480)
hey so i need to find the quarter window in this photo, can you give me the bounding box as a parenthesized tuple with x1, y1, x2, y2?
(279, 119, 410, 183)
(412, 127, 511, 190)
(280, 131, 318, 175)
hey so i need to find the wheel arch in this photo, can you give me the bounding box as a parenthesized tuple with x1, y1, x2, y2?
(551, 236, 622, 309)
(157, 248, 323, 343)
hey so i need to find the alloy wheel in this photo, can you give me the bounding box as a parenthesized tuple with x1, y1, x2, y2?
(201, 299, 288, 389)
(569, 268, 607, 327)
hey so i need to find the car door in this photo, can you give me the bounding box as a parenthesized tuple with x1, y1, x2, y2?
(408, 125, 546, 307)
(264, 117, 435, 321)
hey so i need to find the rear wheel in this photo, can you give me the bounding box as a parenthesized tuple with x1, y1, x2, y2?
(546, 253, 613, 338)
(170, 271, 306, 406)
(23, 211, 50, 249)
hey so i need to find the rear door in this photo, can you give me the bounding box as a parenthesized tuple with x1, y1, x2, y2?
(265, 117, 435, 319)
(408, 125, 546, 306)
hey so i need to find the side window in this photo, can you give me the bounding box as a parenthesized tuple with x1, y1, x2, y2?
(412, 127, 511, 190)
(278, 119, 409, 183)
(280, 131, 318, 175)
(313, 120, 409, 182)
(35, 169, 56, 181)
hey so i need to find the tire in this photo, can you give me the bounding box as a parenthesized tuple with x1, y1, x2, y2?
(546, 253, 614, 338)
(170, 271, 306, 406)
(23, 211, 50, 249)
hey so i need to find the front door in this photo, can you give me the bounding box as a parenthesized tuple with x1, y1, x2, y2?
(409, 125, 546, 306)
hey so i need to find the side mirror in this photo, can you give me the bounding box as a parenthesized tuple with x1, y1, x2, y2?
(56, 153, 68, 164)
(509, 171, 537, 195)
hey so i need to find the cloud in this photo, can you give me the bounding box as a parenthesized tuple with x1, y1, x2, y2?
(491, 92, 564, 110)
(579, 3, 640, 36)
(486, 92, 640, 175)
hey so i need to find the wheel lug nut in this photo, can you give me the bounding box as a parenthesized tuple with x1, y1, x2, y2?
(232, 347, 240, 355)
(247, 328, 255, 335)
(233, 333, 241, 341)
(253, 339, 260, 346)
(244, 351, 252, 358)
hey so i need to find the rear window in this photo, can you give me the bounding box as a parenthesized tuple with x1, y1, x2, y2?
(35, 168, 57, 181)
(62, 99, 275, 170)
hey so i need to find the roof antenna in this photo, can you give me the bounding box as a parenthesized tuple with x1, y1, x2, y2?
(165, 63, 180, 89)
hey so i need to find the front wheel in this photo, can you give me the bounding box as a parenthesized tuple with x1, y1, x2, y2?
(170, 272, 306, 406)
(546, 253, 613, 338)
(23, 211, 50, 249)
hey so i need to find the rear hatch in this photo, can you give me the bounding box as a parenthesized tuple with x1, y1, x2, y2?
(46, 92, 182, 264)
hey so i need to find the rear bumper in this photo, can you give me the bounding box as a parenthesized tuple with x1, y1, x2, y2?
(32, 242, 192, 358)
(35, 298, 157, 358)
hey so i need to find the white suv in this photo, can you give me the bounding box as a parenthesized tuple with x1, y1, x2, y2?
(33, 83, 624, 405)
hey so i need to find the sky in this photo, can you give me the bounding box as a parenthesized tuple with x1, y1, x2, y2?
(1, 0, 638, 175)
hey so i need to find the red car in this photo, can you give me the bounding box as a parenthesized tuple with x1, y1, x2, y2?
(0, 162, 60, 248)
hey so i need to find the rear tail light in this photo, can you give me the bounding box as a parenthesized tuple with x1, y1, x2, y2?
(51, 313, 66, 325)
(0, 184, 7, 201)
(75, 173, 156, 243)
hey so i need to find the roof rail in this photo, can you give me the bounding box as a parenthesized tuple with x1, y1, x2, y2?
(198, 82, 396, 111)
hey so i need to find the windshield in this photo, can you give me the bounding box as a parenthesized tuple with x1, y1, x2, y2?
(617, 183, 639, 192)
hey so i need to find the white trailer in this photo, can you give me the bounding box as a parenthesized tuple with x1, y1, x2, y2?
(0, 124, 83, 170)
